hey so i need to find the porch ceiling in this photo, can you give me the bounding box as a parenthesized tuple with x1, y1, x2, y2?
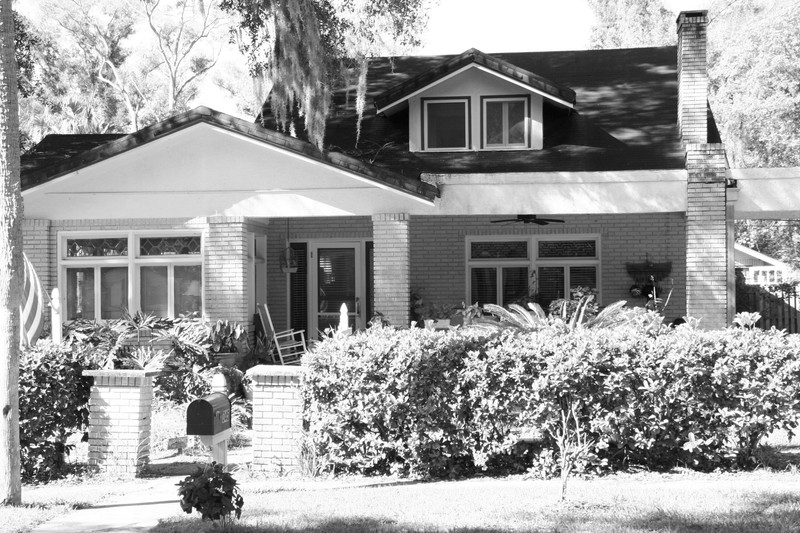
(22, 116, 437, 220)
(730, 167, 800, 219)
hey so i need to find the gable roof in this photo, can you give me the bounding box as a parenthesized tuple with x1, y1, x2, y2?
(21, 107, 437, 202)
(266, 46, 688, 177)
(374, 48, 576, 114)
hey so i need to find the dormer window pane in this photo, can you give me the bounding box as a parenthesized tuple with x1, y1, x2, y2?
(486, 102, 504, 145)
(424, 99, 469, 150)
(484, 97, 528, 148)
(508, 101, 526, 144)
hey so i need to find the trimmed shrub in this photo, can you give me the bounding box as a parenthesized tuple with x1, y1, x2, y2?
(19, 340, 99, 481)
(303, 324, 800, 478)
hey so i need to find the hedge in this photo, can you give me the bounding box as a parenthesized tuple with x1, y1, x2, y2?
(302, 325, 800, 478)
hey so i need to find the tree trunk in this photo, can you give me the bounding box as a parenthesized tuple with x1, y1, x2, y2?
(0, 0, 22, 506)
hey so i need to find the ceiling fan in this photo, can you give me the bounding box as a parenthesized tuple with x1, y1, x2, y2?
(490, 215, 565, 226)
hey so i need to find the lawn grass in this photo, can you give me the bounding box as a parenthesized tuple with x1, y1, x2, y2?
(151, 469, 800, 533)
(0, 475, 146, 533)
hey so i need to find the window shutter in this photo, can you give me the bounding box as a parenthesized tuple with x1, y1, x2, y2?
(366, 241, 374, 322)
(289, 242, 307, 332)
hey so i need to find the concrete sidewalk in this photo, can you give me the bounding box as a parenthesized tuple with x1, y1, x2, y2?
(31, 475, 186, 533)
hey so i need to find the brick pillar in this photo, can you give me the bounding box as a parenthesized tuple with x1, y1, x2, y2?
(84, 370, 161, 477)
(371, 213, 411, 327)
(204, 216, 249, 324)
(248, 365, 303, 475)
(686, 143, 728, 329)
(677, 10, 708, 144)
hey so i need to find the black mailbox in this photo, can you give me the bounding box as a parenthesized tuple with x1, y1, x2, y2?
(186, 392, 231, 436)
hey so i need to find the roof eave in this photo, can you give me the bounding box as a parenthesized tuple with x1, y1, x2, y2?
(22, 107, 439, 204)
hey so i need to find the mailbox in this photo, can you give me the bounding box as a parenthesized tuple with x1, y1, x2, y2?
(186, 392, 231, 436)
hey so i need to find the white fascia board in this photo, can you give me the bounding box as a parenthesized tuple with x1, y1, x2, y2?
(376, 63, 575, 116)
(730, 167, 800, 219)
(426, 169, 687, 215)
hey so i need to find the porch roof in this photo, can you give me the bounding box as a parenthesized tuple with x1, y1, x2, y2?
(21, 107, 439, 219)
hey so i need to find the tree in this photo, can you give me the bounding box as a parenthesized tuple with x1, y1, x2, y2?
(708, 0, 800, 168)
(588, 0, 675, 49)
(0, 0, 22, 506)
(132, 0, 225, 115)
(221, 0, 430, 149)
(17, 0, 236, 144)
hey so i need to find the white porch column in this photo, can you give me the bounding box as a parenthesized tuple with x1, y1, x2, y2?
(371, 213, 411, 327)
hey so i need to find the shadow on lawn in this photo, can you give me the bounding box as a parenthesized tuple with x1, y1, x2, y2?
(155, 517, 521, 533)
(618, 490, 800, 533)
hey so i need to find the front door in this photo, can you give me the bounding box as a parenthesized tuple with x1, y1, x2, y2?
(309, 242, 365, 335)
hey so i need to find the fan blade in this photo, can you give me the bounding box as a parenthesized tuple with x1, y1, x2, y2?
(536, 218, 565, 224)
(490, 219, 519, 224)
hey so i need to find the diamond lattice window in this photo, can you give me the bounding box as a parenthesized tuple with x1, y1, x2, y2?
(66, 238, 128, 257)
(139, 236, 201, 256)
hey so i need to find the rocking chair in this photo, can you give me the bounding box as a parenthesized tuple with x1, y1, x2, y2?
(257, 303, 307, 365)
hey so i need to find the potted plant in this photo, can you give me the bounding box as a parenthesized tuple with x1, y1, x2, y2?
(422, 303, 456, 330)
(208, 320, 247, 368)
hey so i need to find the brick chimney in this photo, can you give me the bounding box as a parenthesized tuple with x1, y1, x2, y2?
(677, 10, 708, 143)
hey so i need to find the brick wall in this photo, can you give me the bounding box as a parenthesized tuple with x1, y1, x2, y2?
(204, 216, 249, 324)
(249, 365, 303, 475)
(677, 10, 708, 144)
(685, 143, 728, 328)
(22, 218, 52, 332)
(265, 217, 372, 332)
(85, 370, 159, 477)
(410, 214, 687, 322)
(372, 214, 411, 326)
(24, 217, 260, 331)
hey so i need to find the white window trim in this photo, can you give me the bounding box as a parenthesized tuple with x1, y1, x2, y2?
(58, 230, 205, 321)
(482, 96, 529, 149)
(422, 98, 470, 152)
(465, 234, 601, 306)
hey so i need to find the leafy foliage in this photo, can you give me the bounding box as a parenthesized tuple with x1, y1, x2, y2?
(19, 341, 100, 481)
(588, 0, 675, 49)
(178, 462, 244, 522)
(222, 0, 429, 149)
(303, 323, 800, 480)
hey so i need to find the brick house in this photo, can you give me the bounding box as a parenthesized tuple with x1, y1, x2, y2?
(19, 11, 800, 335)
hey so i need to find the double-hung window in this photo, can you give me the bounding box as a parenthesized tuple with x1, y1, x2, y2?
(467, 235, 600, 308)
(61, 232, 203, 321)
(423, 98, 470, 150)
(536, 237, 598, 308)
(483, 96, 528, 148)
(467, 239, 531, 307)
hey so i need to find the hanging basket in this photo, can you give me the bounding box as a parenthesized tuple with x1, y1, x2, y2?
(280, 243, 298, 274)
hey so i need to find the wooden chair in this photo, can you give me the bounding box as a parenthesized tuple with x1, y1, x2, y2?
(257, 303, 306, 365)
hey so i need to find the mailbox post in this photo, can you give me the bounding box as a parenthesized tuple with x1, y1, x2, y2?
(187, 392, 231, 466)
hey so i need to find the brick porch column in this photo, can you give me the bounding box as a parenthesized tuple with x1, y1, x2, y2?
(204, 216, 249, 324)
(685, 143, 729, 328)
(84, 370, 161, 477)
(371, 213, 411, 327)
(248, 365, 303, 475)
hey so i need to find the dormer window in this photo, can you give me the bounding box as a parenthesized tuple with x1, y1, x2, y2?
(483, 96, 528, 148)
(423, 98, 470, 151)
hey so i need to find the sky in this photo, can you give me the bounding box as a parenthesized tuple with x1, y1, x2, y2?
(413, 0, 713, 55)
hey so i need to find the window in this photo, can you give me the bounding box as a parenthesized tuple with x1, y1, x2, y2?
(423, 98, 469, 150)
(467, 239, 530, 306)
(61, 232, 202, 321)
(467, 235, 600, 308)
(483, 97, 528, 148)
